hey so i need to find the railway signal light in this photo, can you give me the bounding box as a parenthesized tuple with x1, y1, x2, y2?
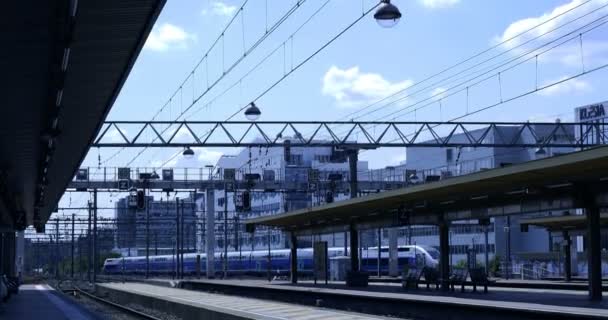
(137, 190, 145, 210)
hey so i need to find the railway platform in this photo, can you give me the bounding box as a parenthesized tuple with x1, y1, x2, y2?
(170, 278, 608, 320)
(95, 281, 394, 320)
(0, 284, 99, 320)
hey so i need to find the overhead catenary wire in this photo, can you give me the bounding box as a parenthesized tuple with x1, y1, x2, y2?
(334, 0, 597, 122)
(123, 0, 311, 167)
(294, 0, 606, 144)
(150, 0, 363, 168)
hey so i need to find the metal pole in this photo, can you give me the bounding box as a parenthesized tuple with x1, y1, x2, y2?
(93, 188, 98, 283)
(347, 149, 359, 257)
(205, 190, 215, 278)
(290, 232, 297, 284)
(234, 215, 239, 253)
(181, 199, 185, 278)
(146, 188, 150, 279)
(563, 230, 572, 282)
(506, 216, 511, 280)
(55, 218, 59, 279)
(224, 187, 228, 278)
(87, 202, 91, 282)
(349, 224, 359, 273)
(484, 225, 490, 276)
(586, 205, 602, 301)
(176, 197, 180, 279)
(267, 229, 271, 282)
(377, 228, 381, 277)
(71, 214, 75, 278)
(439, 219, 450, 291)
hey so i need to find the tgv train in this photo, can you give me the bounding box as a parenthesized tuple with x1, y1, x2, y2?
(103, 245, 439, 276)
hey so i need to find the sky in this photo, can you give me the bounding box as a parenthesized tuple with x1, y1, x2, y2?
(59, 0, 608, 217)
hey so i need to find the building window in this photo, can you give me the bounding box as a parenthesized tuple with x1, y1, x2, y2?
(287, 154, 303, 165)
(446, 149, 453, 162)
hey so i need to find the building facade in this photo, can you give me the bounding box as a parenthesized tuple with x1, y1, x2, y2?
(114, 194, 201, 256)
(210, 142, 368, 251)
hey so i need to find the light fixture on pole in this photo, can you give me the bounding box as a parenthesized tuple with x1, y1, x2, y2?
(374, 0, 402, 28)
(183, 147, 195, 159)
(535, 147, 547, 156)
(244, 102, 261, 121)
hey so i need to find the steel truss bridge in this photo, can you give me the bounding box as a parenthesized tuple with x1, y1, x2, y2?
(93, 121, 607, 148)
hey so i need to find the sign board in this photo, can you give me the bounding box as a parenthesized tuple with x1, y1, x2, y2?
(118, 179, 130, 190)
(575, 101, 607, 122)
(128, 195, 138, 208)
(308, 169, 319, 182)
(225, 182, 235, 192)
(76, 168, 88, 181)
(117, 167, 131, 180)
(235, 192, 244, 211)
(223, 168, 236, 181)
(263, 170, 275, 181)
(398, 208, 410, 225)
(308, 182, 318, 191)
(313, 241, 328, 284)
(162, 169, 173, 181)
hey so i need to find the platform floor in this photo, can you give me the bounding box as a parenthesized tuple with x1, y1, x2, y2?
(177, 278, 608, 318)
(0, 284, 99, 320)
(100, 282, 397, 320)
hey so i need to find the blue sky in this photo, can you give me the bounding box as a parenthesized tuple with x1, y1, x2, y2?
(65, 0, 608, 214)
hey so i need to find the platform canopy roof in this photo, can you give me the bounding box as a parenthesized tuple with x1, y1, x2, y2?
(246, 146, 608, 234)
(0, 0, 165, 231)
(521, 213, 608, 232)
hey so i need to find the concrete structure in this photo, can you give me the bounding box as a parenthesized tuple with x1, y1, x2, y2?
(0, 1, 165, 304)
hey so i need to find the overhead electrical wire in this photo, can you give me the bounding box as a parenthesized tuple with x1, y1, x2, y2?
(151, 0, 376, 168)
(334, 0, 596, 122)
(107, 0, 308, 166)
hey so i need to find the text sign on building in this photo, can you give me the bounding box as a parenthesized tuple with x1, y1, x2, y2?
(576, 101, 607, 122)
(128, 195, 138, 208)
(162, 169, 173, 181)
(118, 179, 130, 190)
(117, 167, 131, 180)
(76, 168, 88, 181)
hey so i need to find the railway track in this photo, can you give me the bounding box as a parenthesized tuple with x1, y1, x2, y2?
(57, 280, 163, 320)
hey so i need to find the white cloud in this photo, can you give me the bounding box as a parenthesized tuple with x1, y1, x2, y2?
(202, 1, 238, 17)
(150, 148, 223, 169)
(431, 87, 448, 99)
(322, 66, 413, 108)
(537, 76, 591, 96)
(494, 0, 608, 66)
(144, 23, 196, 52)
(419, 0, 460, 9)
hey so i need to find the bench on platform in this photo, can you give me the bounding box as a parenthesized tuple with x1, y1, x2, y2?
(469, 267, 493, 293)
(422, 267, 441, 290)
(449, 268, 468, 292)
